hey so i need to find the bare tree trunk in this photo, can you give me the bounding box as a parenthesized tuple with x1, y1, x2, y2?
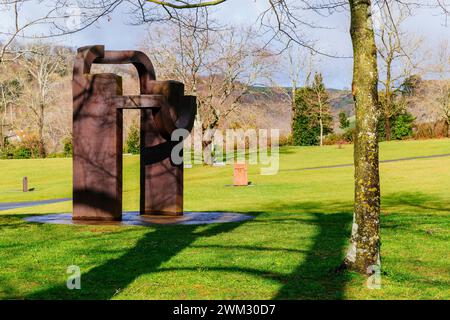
(319, 94, 324, 146)
(319, 117, 323, 146)
(446, 119, 450, 138)
(202, 139, 213, 165)
(202, 123, 218, 165)
(0, 119, 4, 149)
(344, 0, 381, 274)
(385, 114, 391, 141)
(291, 83, 296, 133)
(38, 103, 46, 158)
(385, 60, 392, 141)
(0, 88, 7, 149)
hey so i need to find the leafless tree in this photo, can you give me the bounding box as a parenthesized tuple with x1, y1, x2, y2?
(311, 73, 332, 146)
(286, 45, 314, 134)
(433, 40, 450, 135)
(375, 2, 424, 140)
(19, 44, 68, 157)
(0, 0, 134, 66)
(0, 0, 111, 152)
(0, 62, 24, 147)
(141, 10, 277, 163)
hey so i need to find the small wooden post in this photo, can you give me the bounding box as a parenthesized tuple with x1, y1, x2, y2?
(23, 177, 28, 192)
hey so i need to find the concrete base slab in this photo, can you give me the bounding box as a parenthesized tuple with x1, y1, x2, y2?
(24, 211, 254, 226)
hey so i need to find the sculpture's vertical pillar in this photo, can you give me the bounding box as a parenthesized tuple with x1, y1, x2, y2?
(140, 81, 184, 215)
(73, 74, 123, 221)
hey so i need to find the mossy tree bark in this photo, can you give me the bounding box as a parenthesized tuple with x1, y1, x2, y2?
(343, 0, 381, 274)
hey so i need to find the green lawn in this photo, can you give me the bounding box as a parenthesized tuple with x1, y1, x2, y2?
(0, 138, 449, 299)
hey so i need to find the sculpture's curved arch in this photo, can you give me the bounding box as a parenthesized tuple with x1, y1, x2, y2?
(73, 45, 157, 93)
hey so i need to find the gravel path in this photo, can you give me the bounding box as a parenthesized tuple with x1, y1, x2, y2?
(280, 153, 450, 172)
(0, 198, 71, 211)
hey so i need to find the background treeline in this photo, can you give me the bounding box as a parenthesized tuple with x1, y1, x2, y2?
(0, 39, 448, 158)
(0, 35, 289, 159)
(289, 73, 450, 147)
(0, 45, 73, 159)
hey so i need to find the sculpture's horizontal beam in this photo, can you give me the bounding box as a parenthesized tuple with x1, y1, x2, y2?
(111, 95, 167, 109)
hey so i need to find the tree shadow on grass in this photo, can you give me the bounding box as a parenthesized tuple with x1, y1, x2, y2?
(3, 190, 447, 299)
(267, 191, 449, 299)
(154, 210, 354, 300)
(382, 191, 450, 213)
(255, 200, 354, 299)
(18, 200, 354, 300)
(24, 216, 254, 300)
(273, 211, 353, 299)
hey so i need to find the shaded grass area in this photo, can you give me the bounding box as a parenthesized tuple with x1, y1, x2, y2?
(0, 204, 354, 299)
(0, 139, 449, 299)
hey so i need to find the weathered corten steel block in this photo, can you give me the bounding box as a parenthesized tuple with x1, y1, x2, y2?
(73, 73, 124, 221)
(72, 45, 196, 221)
(140, 81, 193, 215)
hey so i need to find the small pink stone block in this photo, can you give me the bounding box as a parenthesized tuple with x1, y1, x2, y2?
(233, 163, 248, 186)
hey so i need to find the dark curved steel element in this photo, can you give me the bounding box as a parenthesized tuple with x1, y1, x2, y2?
(72, 45, 104, 80)
(72, 45, 196, 221)
(73, 45, 156, 92)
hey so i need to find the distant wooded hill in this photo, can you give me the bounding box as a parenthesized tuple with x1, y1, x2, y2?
(248, 79, 449, 136)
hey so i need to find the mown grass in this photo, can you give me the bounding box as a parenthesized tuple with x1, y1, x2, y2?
(0, 138, 449, 299)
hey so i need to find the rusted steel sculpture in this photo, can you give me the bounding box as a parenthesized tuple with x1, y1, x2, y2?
(72, 45, 196, 221)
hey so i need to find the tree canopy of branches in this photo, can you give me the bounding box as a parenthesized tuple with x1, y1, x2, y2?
(0, 0, 84, 62)
(0, 70, 23, 147)
(375, 3, 423, 140)
(433, 41, 450, 135)
(140, 10, 276, 162)
(19, 44, 69, 157)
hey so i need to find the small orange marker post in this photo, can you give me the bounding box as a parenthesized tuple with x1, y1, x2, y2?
(233, 163, 248, 186)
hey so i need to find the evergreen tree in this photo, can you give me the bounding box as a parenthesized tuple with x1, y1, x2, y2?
(339, 111, 350, 129)
(125, 122, 140, 154)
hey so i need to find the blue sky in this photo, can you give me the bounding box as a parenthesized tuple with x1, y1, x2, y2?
(3, 0, 449, 89)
